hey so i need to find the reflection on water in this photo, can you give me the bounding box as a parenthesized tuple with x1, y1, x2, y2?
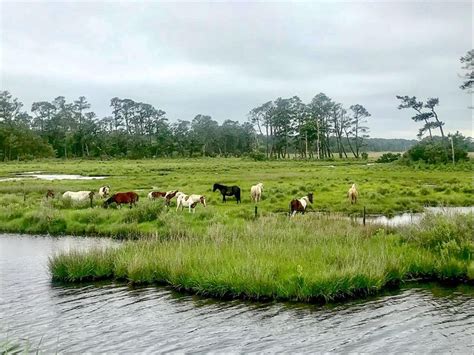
(1, 234, 473, 352)
(357, 206, 474, 227)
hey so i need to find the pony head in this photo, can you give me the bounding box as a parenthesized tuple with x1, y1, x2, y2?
(200, 196, 207, 207)
(213, 183, 219, 192)
(307, 193, 314, 204)
(103, 195, 114, 208)
(46, 189, 55, 199)
(258, 183, 264, 190)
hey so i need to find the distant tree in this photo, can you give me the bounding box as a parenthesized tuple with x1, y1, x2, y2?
(396, 95, 433, 139)
(344, 104, 371, 158)
(460, 49, 473, 93)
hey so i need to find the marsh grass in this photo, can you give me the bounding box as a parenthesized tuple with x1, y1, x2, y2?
(50, 213, 473, 302)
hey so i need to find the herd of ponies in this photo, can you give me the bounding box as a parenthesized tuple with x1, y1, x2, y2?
(45, 182, 359, 216)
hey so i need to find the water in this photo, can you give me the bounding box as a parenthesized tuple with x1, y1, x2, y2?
(358, 206, 474, 227)
(0, 172, 107, 182)
(1, 234, 473, 353)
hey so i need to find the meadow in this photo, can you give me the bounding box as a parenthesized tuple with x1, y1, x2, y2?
(1, 157, 473, 302)
(0, 158, 472, 238)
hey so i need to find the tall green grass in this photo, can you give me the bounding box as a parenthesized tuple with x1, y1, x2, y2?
(49, 213, 474, 303)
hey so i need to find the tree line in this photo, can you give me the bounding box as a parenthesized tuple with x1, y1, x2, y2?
(249, 93, 371, 159)
(1, 90, 374, 161)
(0, 91, 255, 160)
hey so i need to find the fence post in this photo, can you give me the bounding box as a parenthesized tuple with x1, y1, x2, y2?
(363, 206, 366, 226)
(254, 205, 258, 218)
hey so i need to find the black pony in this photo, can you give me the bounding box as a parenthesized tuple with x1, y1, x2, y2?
(213, 183, 241, 203)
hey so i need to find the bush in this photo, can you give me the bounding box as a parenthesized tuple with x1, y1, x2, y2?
(376, 152, 401, 163)
(248, 150, 267, 161)
(403, 134, 469, 164)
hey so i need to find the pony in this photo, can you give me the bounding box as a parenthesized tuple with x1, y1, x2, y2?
(213, 183, 241, 203)
(347, 184, 358, 204)
(45, 189, 55, 199)
(176, 193, 206, 213)
(98, 185, 111, 198)
(290, 193, 314, 217)
(164, 190, 181, 206)
(103, 192, 139, 208)
(62, 191, 95, 203)
(148, 191, 166, 200)
(250, 183, 264, 203)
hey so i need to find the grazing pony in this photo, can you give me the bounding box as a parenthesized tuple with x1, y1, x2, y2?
(148, 191, 166, 200)
(45, 189, 55, 199)
(213, 183, 241, 203)
(62, 191, 94, 203)
(290, 193, 314, 217)
(176, 193, 206, 213)
(347, 184, 358, 204)
(103, 192, 139, 208)
(164, 190, 181, 206)
(250, 183, 264, 203)
(98, 185, 111, 198)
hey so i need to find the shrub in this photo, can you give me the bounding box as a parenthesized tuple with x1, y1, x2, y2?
(403, 134, 469, 164)
(376, 152, 401, 163)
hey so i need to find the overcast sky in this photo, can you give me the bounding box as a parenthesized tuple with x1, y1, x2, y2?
(1, 1, 472, 138)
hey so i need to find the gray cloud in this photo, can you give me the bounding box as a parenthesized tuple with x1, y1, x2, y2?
(1, 1, 472, 138)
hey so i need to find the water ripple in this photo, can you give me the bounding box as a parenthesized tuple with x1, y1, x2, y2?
(1, 234, 473, 353)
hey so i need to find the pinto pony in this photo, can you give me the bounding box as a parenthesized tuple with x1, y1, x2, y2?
(148, 191, 166, 200)
(347, 184, 358, 204)
(103, 192, 139, 208)
(290, 193, 314, 217)
(176, 194, 206, 213)
(213, 183, 241, 203)
(250, 183, 263, 203)
(98, 185, 111, 198)
(164, 190, 180, 206)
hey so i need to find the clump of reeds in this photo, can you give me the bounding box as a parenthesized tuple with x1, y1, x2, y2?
(49, 213, 473, 302)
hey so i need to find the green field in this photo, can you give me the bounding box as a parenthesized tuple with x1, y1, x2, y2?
(0, 158, 473, 237)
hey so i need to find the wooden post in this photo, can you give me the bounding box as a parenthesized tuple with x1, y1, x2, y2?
(363, 206, 366, 226)
(254, 205, 258, 218)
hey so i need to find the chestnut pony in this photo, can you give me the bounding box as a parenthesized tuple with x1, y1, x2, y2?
(104, 192, 139, 208)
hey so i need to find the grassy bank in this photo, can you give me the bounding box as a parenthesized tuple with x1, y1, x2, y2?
(0, 158, 473, 238)
(49, 213, 474, 303)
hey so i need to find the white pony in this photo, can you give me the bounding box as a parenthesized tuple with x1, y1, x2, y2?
(348, 184, 358, 204)
(63, 191, 94, 202)
(176, 193, 206, 213)
(98, 185, 110, 198)
(250, 183, 264, 203)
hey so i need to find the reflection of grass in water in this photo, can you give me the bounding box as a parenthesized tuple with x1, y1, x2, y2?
(50, 213, 474, 303)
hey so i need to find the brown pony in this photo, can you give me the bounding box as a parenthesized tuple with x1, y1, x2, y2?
(104, 192, 139, 208)
(45, 189, 55, 199)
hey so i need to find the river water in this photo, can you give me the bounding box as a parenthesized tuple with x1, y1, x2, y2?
(1, 234, 473, 353)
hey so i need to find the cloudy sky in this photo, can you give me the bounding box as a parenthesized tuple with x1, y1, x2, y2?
(1, 0, 472, 138)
